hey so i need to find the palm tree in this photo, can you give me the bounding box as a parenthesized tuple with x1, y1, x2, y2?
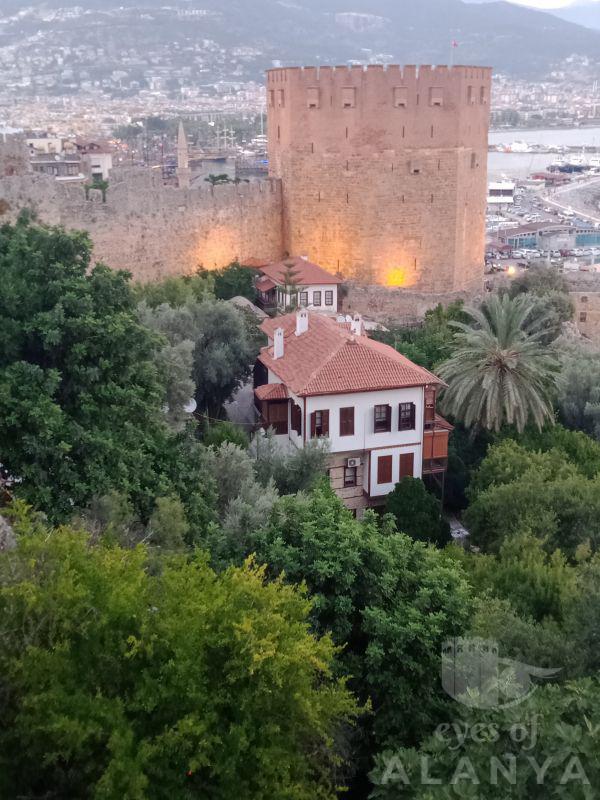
(438, 293, 559, 433)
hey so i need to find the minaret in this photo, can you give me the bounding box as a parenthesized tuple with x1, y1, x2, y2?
(177, 120, 191, 189)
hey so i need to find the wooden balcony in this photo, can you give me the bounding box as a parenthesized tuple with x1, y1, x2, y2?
(422, 414, 453, 475)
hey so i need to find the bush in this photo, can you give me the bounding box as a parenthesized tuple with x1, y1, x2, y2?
(385, 477, 451, 547)
(202, 420, 249, 449)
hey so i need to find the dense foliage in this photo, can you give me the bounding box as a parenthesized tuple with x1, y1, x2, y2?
(140, 297, 259, 417)
(371, 302, 469, 370)
(370, 678, 600, 799)
(216, 484, 473, 786)
(4, 221, 600, 798)
(0, 508, 357, 800)
(465, 435, 600, 556)
(385, 477, 450, 546)
(0, 218, 176, 520)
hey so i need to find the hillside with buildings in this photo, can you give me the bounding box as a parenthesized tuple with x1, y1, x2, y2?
(1, 0, 600, 101)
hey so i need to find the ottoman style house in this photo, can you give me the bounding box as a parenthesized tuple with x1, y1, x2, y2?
(250, 255, 343, 313)
(253, 309, 452, 515)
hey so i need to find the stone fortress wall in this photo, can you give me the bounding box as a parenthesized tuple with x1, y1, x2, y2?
(1, 63, 491, 292)
(267, 64, 492, 292)
(0, 135, 283, 281)
(0, 129, 30, 178)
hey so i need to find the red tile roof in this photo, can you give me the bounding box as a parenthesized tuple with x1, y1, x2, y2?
(258, 256, 342, 287)
(256, 275, 277, 292)
(428, 414, 455, 432)
(241, 257, 272, 269)
(259, 312, 443, 397)
(254, 383, 289, 401)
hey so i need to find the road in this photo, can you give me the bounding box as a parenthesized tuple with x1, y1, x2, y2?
(542, 175, 600, 225)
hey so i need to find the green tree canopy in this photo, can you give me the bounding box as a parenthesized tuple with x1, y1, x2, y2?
(0, 506, 358, 800)
(438, 294, 559, 433)
(370, 678, 600, 799)
(464, 438, 600, 557)
(0, 218, 183, 520)
(557, 344, 600, 440)
(134, 270, 214, 308)
(231, 485, 473, 777)
(371, 301, 469, 370)
(212, 262, 258, 302)
(509, 264, 570, 297)
(455, 533, 577, 622)
(385, 477, 450, 547)
(140, 298, 258, 417)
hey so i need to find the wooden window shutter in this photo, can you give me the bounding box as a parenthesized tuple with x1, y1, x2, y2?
(377, 455, 393, 484)
(386, 404, 392, 431)
(340, 407, 354, 437)
(399, 452, 415, 479)
(424, 388, 436, 424)
(322, 410, 329, 436)
(310, 412, 316, 438)
(399, 402, 416, 431)
(291, 403, 302, 435)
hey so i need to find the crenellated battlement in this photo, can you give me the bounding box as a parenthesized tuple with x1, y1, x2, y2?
(268, 63, 491, 84)
(267, 64, 491, 112)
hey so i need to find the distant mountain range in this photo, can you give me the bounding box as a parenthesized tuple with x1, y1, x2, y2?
(2, 0, 600, 79)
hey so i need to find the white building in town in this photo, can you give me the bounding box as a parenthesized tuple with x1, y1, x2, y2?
(487, 180, 515, 209)
(254, 310, 452, 515)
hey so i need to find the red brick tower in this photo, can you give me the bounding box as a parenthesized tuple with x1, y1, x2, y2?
(267, 64, 492, 292)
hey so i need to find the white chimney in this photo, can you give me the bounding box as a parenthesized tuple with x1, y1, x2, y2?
(350, 313, 363, 337)
(295, 308, 309, 336)
(273, 327, 285, 359)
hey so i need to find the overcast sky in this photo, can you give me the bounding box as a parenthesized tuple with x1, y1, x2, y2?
(508, 0, 597, 7)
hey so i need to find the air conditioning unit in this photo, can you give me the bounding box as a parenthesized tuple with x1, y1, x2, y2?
(347, 457, 361, 468)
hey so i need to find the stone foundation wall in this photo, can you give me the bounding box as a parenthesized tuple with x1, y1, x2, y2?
(342, 281, 482, 323)
(571, 291, 600, 340)
(0, 131, 30, 178)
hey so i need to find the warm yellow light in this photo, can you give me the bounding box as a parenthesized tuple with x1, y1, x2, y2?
(507, 265, 516, 277)
(386, 268, 406, 287)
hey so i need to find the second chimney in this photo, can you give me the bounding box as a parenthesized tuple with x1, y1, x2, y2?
(273, 327, 285, 359)
(350, 313, 363, 337)
(295, 308, 309, 336)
